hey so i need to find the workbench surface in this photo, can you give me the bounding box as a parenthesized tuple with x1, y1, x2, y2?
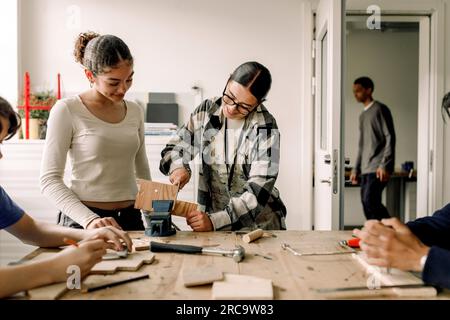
(22, 231, 450, 300)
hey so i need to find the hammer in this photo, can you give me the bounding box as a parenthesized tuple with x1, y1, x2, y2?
(150, 241, 245, 262)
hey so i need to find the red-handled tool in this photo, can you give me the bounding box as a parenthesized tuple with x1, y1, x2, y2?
(339, 238, 361, 248)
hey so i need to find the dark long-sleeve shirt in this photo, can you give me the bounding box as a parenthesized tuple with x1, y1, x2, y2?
(407, 204, 450, 289)
(353, 101, 396, 175)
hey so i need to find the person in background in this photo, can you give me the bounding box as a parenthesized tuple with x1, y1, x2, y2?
(0, 96, 132, 299)
(350, 76, 396, 220)
(160, 61, 287, 231)
(40, 32, 151, 230)
(354, 92, 450, 290)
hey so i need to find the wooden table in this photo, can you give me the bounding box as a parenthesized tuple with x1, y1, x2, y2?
(22, 231, 449, 300)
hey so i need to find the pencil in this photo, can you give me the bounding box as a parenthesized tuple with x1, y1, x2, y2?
(63, 238, 79, 247)
(83, 274, 150, 293)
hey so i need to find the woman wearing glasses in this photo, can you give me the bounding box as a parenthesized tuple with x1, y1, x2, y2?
(160, 61, 287, 231)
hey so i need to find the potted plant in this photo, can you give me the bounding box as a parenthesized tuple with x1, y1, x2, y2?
(19, 91, 56, 139)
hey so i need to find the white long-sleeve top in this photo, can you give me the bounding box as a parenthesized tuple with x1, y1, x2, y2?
(40, 95, 151, 228)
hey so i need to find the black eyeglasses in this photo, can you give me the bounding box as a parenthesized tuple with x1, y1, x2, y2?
(222, 89, 261, 116)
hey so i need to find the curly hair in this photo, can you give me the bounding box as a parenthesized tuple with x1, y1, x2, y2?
(74, 31, 133, 75)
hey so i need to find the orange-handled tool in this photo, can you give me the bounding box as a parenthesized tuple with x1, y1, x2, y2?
(63, 238, 79, 248)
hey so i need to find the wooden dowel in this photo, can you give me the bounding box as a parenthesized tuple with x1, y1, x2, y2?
(243, 229, 264, 243)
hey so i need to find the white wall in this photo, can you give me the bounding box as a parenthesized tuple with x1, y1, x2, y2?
(345, 29, 419, 170)
(17, 0, 306, 229)
(0, 0, 18, 105)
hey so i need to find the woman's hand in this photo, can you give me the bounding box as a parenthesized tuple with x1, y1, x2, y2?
(186, 210, 213, 232)
(353, 218, 429, 272)
(169, 167, 190, 190)
(49, 239, 108, 283)
(86, 217, 122, 230)
(82, 226, 132, 251)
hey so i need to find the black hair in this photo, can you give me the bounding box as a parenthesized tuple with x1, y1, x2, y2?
(0, 97, 21, 140)
(354, 76, 374, 91)
(229, 61, 272, 102)
(74, 32, 133, 75)
(441, 91, 450, 123)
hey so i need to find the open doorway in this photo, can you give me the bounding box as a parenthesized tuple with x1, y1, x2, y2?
(344, 16, 427, 229)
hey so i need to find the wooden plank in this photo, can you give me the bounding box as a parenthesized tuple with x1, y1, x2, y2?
(172, 200, 198, 217)
(90, 251, 155, 274)
(134, 179, 198, 217)
(182, 267, 223, 287)
(15, 231, 450, 300)
(269, 231, 369, 299)
(134, 179, 179, 211)
(349, 253, 437, 298)
(29, 251, 155, 275)
(212, 274, 273, 300)
(132, 238, 150, 251)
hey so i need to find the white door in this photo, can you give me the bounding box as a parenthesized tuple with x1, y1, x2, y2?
(313, 0, 344, 230)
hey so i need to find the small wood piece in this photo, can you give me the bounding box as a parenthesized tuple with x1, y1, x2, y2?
(132, 238, 150, 251)
(182, 267, 223, 287)
(91, 251, 155, 274)
(243, 229, 264, 243)
(29, 251, 155, 276)
(135, 179, 179, 211)
(172, 200, 198, 217)
(134, 179, 198, 216)
(102, 249, 128, 260)
(212, 273, 273, 300)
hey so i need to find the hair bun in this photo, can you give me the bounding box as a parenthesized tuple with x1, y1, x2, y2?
(74, 31, 100, 65)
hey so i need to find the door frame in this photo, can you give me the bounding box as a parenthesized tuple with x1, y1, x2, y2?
(345, 0, 445, 218)
(300, 0, 445, 229)
(312, 0, 345, 230)
(345, 14, 430, 220)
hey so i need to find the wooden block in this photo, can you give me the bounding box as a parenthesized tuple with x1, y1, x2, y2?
(135, 179, 179, 211)
(102, 249, 128, 260)
(29, 250, 155, 276)
(90, 251, 155, 275)
(134, 179, 198, 217)
(132, 238, 150, 251)
(182, 267, 223, 287)
(351, 253, 437, 298)
(172, 200, 198, 217)
(212, 274, 273, 300)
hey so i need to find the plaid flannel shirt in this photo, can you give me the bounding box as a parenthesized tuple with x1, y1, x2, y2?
(160, 97, 287, 230)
